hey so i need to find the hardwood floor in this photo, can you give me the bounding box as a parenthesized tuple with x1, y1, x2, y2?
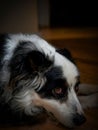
(39, 28, 98, 40)
(0, 28, 98, 130)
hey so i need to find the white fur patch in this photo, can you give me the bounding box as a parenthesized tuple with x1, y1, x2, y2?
(3, 34, 55, 63)
(54, 52, 79, 86)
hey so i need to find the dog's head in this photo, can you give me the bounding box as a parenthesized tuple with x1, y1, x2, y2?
(0, 34, 86, 128)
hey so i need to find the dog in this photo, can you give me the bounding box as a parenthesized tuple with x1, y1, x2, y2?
(0, 34, 97, 128)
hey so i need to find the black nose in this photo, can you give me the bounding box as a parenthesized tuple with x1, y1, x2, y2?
(73, 113, 86, 126)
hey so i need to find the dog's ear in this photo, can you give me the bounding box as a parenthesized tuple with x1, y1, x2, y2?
(26, 51, 53, 71)
(56, 48, 75, 63)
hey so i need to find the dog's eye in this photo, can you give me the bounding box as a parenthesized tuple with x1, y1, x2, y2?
(53, 87, 62, 94)
(52, 87, 67, 99)
(74, 82, 80, 93)
(75, 85, 79, 93)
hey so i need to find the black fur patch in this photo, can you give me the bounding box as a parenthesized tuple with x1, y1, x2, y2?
(56, 48, 75, 64)
(27, 51, 53, 71)
(9, 41, 53, 75)
(39, 67, 68, 99)
(39, 78, 68, 99)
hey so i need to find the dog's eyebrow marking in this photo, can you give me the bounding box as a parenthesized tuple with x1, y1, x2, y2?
(39, 78, 67, 92)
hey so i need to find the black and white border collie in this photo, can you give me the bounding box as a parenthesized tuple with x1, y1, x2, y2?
(0, 34, 97, 128)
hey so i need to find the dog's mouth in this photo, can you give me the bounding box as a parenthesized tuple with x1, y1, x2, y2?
(46, 109, 86, 128)
(42, 105, 86, 128)
(33, 92, 86, 128)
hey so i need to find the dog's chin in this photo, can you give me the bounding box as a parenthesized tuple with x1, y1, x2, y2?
(51, 113, 77, 128)
(60, 122, 75, 128)
(47, 111, 83, 128)
(48, 113, 76, 128)
(53, 110, 86, 128)
(56, 115, 86, 128)
(48, 112, 86, 128)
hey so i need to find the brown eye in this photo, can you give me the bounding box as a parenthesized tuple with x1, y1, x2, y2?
(52, 87, 67, 99)
(53, 87, 63, 94)
(75, 85, 79, 93)
(75, 81, 80, 93)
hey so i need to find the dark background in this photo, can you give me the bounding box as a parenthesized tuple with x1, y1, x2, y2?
(50, 0, 98, 27)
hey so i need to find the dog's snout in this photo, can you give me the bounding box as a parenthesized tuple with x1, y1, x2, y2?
(73, 113, 86, 126)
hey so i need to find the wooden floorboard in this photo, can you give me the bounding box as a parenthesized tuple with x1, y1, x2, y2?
(39, 28, 98, 40)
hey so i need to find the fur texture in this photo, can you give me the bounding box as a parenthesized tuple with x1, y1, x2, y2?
(0, 34, 97, 128)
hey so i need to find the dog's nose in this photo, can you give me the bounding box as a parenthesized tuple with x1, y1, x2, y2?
(73, 113, 86, 126)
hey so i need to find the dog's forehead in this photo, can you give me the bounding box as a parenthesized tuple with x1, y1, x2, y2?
(54, 52, 79, 87)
